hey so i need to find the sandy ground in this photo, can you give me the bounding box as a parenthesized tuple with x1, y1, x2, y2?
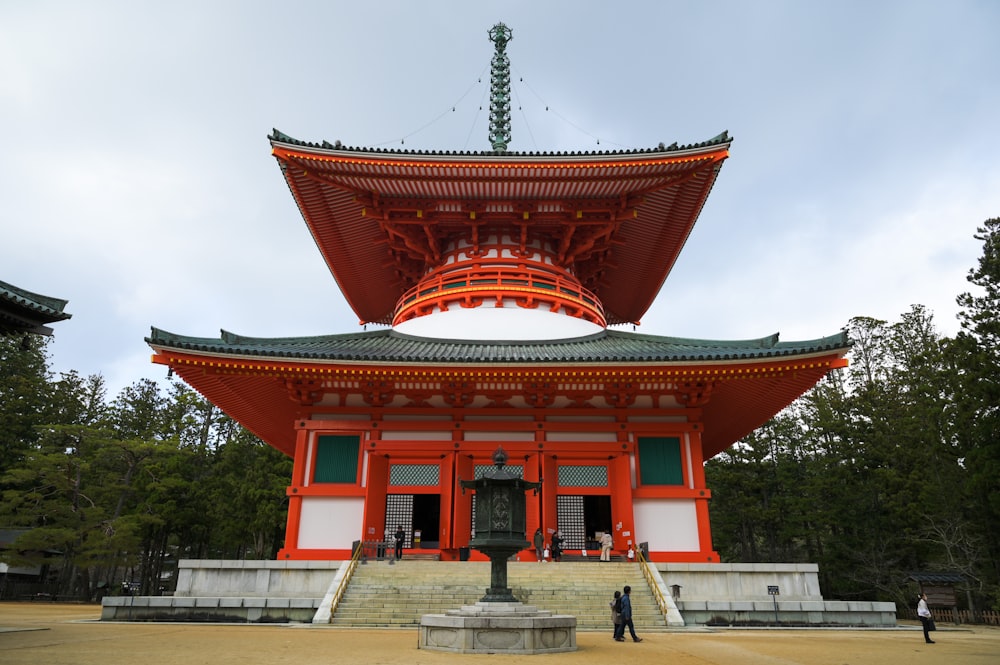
(1, 602, 998, 665)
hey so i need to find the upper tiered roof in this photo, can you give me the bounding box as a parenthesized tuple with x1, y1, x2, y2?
(270, 130, 731, 326)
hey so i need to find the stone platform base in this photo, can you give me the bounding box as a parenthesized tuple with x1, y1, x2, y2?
(419, 602, 577, 654)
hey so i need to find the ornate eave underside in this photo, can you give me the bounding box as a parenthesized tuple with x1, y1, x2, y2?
(148, 327, 848, 458)
(270, 131, 731, 325)
(0, 279, 72, 336)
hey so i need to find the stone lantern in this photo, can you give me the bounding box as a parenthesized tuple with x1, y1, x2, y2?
(461, 446, 541, 602)
(419, 445, 575, 654)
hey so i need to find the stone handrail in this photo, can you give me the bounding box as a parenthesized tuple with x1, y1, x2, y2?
(636, 548, 684, 626)
(312, 542, 365, 623)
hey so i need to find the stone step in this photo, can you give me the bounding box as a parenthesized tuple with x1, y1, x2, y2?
(331, 560, 665, 630)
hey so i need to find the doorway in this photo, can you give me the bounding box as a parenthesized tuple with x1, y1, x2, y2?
(583, 495, 613, 548)
(557, 495, 612, 549)
(411, 493, 441, 549)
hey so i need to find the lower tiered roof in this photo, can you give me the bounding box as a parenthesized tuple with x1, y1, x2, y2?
(148, 327, 849, 459)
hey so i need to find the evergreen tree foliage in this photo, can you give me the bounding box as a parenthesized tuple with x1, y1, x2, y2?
(1, 218, 998, 612)
(707, 219, 1000, 612)
(0, 375, 293, 600)
(952, 218, 1000, 599)
(0, 335, 55, 475)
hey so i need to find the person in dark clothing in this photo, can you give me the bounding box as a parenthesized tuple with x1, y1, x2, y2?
(550, 530, 563, 562)
(393, 526, 405, 560)
(533, 528, 545, 562)
(614, 585, 642, 642)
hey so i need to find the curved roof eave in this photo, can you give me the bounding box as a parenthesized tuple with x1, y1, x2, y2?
(268, 129, 733, 161)
(269, 131, 732, 325)
(147, 326, 850, 365)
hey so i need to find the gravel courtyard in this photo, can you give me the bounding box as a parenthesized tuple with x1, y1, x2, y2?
(2, 602, 998, 665)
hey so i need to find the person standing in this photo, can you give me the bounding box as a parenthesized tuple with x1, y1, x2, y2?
(614, 585, 642, 642)
(917, 593, 935, 644)
(599, 531, 614, 561)
(533, 528, 545, 562)
(609, 590, 622, 637)
(393, 525, 405, 560)
(550, 530, 563, 562)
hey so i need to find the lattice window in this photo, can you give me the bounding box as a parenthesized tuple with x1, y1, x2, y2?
(474, 464, 523, 479)
(556, 495, 586, 550)
(385, 495, 413, 548)
(557, 465, 607, 487)
(389, 464, 440, 486)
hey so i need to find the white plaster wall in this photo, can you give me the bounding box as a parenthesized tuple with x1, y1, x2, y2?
(393, 307, 603, 340)
(463, 431, 535, 441)
(633, 499, 700, 552)
(379, 431, 451, 441)
(297, 497, 364, 549)
(545, 431, 617, 442)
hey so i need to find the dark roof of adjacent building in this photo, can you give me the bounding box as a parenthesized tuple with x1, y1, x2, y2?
(0, 279, 72, 336)
(907, 572, 966, 584)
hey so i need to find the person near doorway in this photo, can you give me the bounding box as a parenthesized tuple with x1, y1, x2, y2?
(614, 585, 643, 642)
(393, 525, 405, 560)
(917, 593, 935, 644)
(533, 528, 545, 562)
(609, 589, 622, 637)
(550, 530, 563, 562)
(599, 531, 614, 561)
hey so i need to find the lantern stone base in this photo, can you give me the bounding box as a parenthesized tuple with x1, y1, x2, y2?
(418, 602, 577, 654)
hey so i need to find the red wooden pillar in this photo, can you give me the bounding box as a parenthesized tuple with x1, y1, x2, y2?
(688, 429, 719, 561)
(438, 453, 455, 553)
(609, 452, 636, 551)
(540, 453, 559, 542)
(522, 452, 543, 560)
(452, 453, 474, 550)
(277, 428, 310, 559)
(363, 453, 389, 543)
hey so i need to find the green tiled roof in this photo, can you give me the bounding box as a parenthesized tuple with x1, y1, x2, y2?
(147, 327, 849, 364)
(0, 279, 72, 335)
(269, 129, 732, 158)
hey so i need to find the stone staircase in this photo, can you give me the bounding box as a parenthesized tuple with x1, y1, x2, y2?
(331, 560, 665, 631)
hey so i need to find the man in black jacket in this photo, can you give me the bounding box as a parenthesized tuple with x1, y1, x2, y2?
(614, 585, 643, 642)
(393, 526, 405, 560)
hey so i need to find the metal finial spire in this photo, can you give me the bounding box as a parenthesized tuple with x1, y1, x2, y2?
(487, 22, 513, 151)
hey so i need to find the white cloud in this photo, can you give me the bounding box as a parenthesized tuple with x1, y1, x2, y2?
(2, 1, 999, 397)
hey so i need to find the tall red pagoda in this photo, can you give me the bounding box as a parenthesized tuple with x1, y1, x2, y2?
(148, 24, 848, 563)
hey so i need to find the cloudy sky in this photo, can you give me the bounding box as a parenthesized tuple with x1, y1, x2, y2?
(3, 1, 998, 398)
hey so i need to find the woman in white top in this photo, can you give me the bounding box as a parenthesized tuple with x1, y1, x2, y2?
(917, 593, 935, 644)
(599, 532, 614, 561)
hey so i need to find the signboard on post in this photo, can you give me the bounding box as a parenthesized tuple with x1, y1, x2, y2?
(768, 586, 780, 624)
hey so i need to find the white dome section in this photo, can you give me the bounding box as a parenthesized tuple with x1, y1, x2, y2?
(393, 306, 605, 341)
